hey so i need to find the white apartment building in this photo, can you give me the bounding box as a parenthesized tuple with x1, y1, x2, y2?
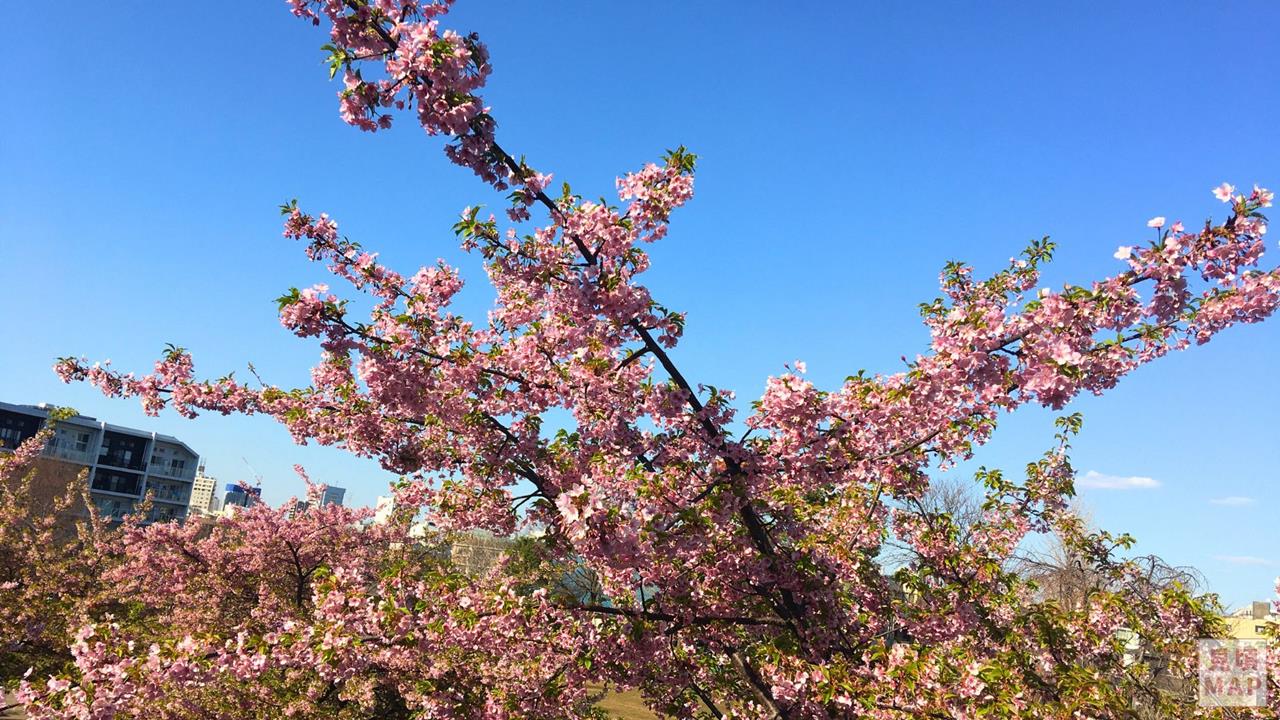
(0, 400, 200, 522)
(188, 468, 218, 516)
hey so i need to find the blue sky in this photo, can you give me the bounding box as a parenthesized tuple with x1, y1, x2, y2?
(2, 1, 1277, 608)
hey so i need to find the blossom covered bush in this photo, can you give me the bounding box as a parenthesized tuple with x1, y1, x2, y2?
(18, 480, 600, 719)
(0, 411, 110, 688)
(28, 1, 1280, 717)
(2, 431, 605, 719)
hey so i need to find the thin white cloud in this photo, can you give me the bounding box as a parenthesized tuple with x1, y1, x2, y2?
(1214, 555, 1273, 567)
(1077, 470, 1160, 490)
(1210, 496, 1256, 507)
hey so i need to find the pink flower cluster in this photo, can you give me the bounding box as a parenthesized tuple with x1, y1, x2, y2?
(288, 0, 506, 187)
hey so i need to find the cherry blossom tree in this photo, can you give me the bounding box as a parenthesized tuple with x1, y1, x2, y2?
(0, 411, 110, 691)
(30, 1, 1280, 717)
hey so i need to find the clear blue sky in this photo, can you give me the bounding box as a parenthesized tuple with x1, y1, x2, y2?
(2, 1, 1277, 608)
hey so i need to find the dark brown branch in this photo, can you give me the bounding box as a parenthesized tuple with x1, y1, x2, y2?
(564, 603, 786, 629)
(616, 346, 651, 370)
(690, 681, 725, 719)
(339, 3, 808, 630)
(730, 650, 790, 720)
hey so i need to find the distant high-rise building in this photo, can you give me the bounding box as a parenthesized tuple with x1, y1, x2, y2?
(319, 485, 346, 507)
(0, 400, 200, 523)
(370, 495, 433, 539)
(188, 467, 218, 516)
(373, 495, 395, 524)
(219, 483, 262, 513)
(286, 485, 346, 517)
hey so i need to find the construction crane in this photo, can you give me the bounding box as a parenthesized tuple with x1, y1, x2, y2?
(240, 456, 264, 490)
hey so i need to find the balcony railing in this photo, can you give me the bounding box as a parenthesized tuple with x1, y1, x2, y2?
(93, 503, 134, 521)
(150, 492, 191, 504)
(42, 444, 96, 465)
(91, 473, 142, 496)
(97, 453, 146, 472)
(148, 462, 196, 481)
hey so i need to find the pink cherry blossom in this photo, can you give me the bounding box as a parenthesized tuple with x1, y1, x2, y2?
(1254, 184, 1275, 208)
(23, 2, 1280, 717)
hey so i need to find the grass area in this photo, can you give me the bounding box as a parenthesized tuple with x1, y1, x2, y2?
(595, 688, 659, 720)
(2, 691, 25, 720)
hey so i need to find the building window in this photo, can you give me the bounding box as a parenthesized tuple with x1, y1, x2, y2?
(98, 432, 147, 470)
(91, 469, 143, 496)
(50, 429, 91, 453)
(0, 426, 21, 449)
(0, 412, 40, 450)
